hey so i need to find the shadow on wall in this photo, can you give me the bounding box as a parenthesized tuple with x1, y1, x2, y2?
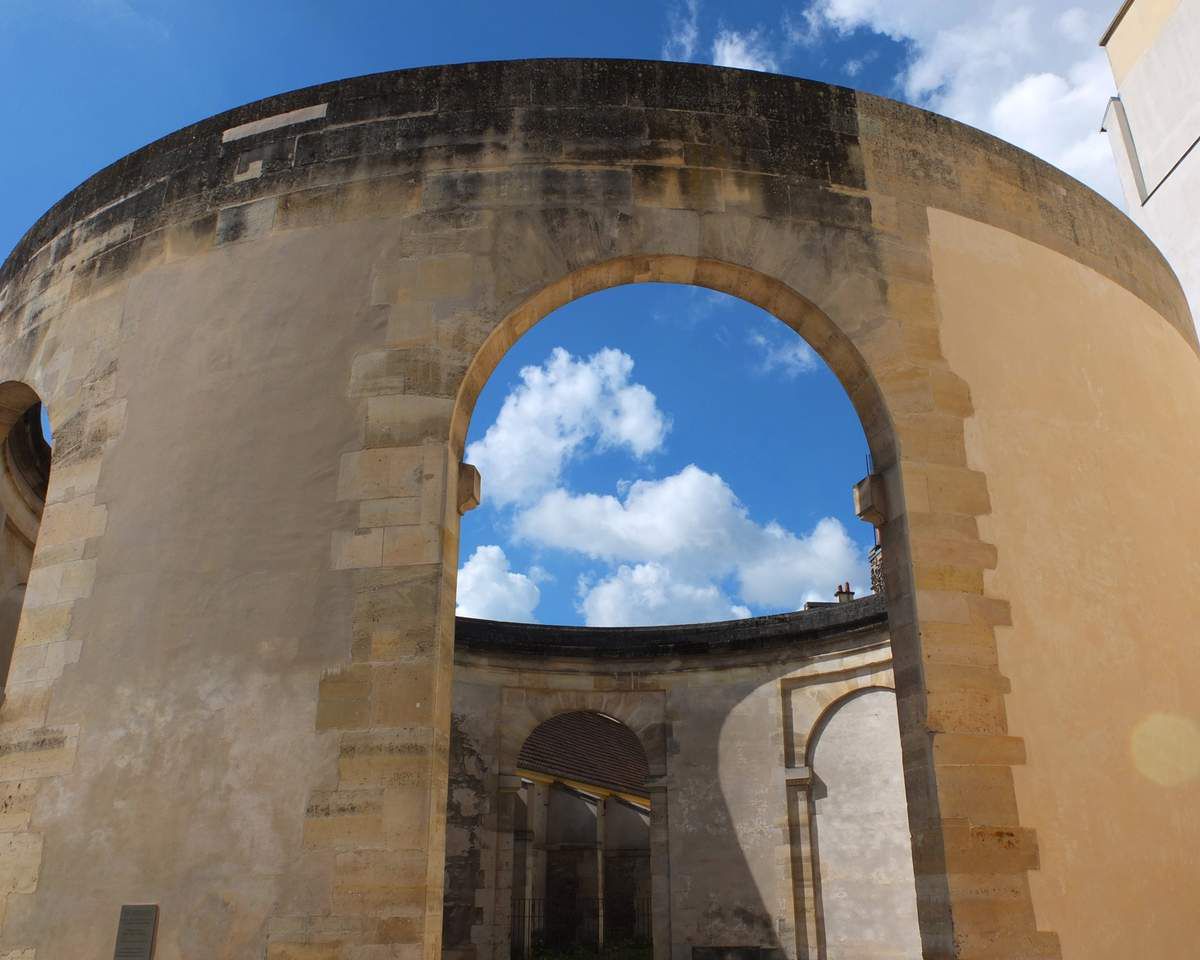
(444, 710, 490, 956)
(674, 698, 784, 954)
(0, 386, 52, 700)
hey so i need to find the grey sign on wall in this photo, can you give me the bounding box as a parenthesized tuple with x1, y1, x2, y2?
(113, 904, 158, 960)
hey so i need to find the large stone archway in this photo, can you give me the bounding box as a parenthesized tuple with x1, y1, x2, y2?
(0, 60, 1195, 960)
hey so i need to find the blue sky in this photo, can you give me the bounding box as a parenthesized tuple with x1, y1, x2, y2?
(1, 0, 1126, 624)
(457, 286, 871, 625)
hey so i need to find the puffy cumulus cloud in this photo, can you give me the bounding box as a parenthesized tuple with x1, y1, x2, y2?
(516, 466, 747, 564)
(663, 0, 701, 60)
(801, 1, 1122, 202)
(515, 465, 868, 619)
(736, 516, 862, 607)
(579, 563, 751, 627)
(456, 545, 541, 622)
(466, 348, 669, 508)
(712, 28, 781, 72)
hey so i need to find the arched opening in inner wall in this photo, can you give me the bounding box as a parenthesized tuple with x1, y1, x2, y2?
(509, 712, 651, 959)
(804, 688, 921, 960)
(443, 258, 919, 960)
(455, 276, 880, 628)
(0, 381, 52, 701)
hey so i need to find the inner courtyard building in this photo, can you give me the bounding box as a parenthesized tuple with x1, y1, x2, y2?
(444, 597, 921, 960)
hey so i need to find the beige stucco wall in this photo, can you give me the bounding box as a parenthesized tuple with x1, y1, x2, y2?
(1103, 0, 1181, 83)
(930, 207, 1200, 959)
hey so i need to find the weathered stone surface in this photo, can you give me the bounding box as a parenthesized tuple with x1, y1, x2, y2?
(0, 58, 1194, 960)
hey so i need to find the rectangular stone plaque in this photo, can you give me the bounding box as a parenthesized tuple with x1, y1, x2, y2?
(113, 904, 158, 960)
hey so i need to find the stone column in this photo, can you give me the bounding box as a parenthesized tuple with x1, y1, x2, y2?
(530, 780, 549, 904)
(512, 783, 533, 960)
(785, 767, 824, 960)
(596, 797, 607, 952)
(646, 775, 672, 960)
(492, 773, 524, 960)
(316, 437, 472, 960)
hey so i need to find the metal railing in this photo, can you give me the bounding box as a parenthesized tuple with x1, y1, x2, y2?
(868, 544, 884, 595)
(511, 895, 651, 958)
(511, 898, 546, 958)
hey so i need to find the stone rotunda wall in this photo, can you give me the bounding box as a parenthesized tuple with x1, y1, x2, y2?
(0, 59, 1196, 960)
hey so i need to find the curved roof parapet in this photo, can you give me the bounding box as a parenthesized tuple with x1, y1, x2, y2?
(454, 592, 887, 659)
(1, 60, 1189, 345)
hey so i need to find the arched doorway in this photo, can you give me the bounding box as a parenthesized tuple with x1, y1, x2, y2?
(0, 381, 52, 702)
(806, 688, 920, 959)
(511, 711, 652, 960)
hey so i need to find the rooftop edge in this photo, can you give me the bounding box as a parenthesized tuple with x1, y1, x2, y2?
(454, 592, 887, 659)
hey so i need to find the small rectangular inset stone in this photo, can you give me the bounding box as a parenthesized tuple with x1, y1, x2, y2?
(222, 103, 328, 143)
(233, 159, 264, 183)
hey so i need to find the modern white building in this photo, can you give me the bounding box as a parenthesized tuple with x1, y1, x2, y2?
(1101, 0, 1200, 327)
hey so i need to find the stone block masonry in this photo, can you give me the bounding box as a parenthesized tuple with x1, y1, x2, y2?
(0, 58, 1195, 960)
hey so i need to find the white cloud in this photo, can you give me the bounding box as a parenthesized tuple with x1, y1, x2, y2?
(466, 347, 669, 508)
(456, 545, 541, 621)
(735, 516, 863, 607)
(579, 562, 751, 627)
(783, 7, 824, 47)
(518, 466, 744, 564)
(842, 48, 878, 78)
(663, 0, 701, 60)
(527, 564, 553, 584)
(1055, 7, 1094, 44)
(462, 344, 868, 626)
(749, 329, 819, 377)
(712, 28, 781, 72)
(515, 464, 868, 619)
(802, 0, 1122, 202)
